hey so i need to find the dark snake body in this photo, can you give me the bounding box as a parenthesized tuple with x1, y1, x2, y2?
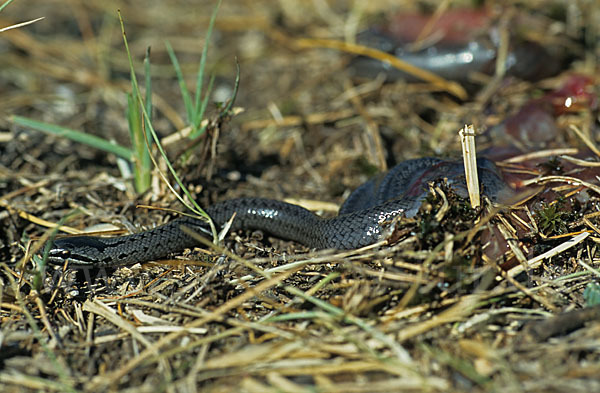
(47, 157, 509, 267)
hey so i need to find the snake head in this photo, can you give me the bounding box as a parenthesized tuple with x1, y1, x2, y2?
(47, 236, 109, 266)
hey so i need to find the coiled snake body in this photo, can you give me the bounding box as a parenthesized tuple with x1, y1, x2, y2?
(47, 157, 508, 267)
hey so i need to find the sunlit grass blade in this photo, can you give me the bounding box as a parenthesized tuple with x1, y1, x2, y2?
(127, 92, 146, 192)
(1, 0, 44, 32)
(11, 115, 132, 160)
(0, 16, 45, 33)
(125, 47, 154, 193)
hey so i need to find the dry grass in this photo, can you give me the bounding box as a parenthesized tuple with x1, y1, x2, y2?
(1, 1, 600, 392)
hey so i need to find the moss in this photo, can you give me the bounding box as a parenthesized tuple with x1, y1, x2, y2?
(535, 200, 569, 236)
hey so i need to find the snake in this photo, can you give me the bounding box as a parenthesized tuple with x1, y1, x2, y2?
(47, 157, 509, 267)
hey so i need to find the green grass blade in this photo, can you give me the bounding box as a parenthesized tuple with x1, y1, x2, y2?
(0, 0, 15, 13)
(122, 33, 153, 191)
(584, 283, 600, 306)
(189, 73, 215, 138)
(127, 91, 149, 192)
(11, 115, 132, 160)
(140, 46, 153, 186)
(126, 91, 141, 151)
(197, 73, 215, 124)
(143, 46, 153, 132)
(126, 91, 140, 145)
(193, 0, 221, 126)
(118, 10, 217, 240)
(165, 40, 194, 122)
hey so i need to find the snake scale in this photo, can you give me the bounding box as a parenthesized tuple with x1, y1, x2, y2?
(47, 157, 508, 267)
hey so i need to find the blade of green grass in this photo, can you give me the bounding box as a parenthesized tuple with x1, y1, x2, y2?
(165, 40, 194, 123)
(126, 92, 141, 146)
(127, 91, 149, 192)
(143, 46, 153, 140)
(125, 46, 153, 192)
(188, 59, 239, 141)
(189, 73, 215, 139)
(584, 283, 600, 306)
(125, 47, 153, 193)
(11, 115, 132, 160)
(141, 46, 153, 178)
(118, 10, 218, 240)
(0, 0, 15, 13)
(193, 0, 221, 130)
